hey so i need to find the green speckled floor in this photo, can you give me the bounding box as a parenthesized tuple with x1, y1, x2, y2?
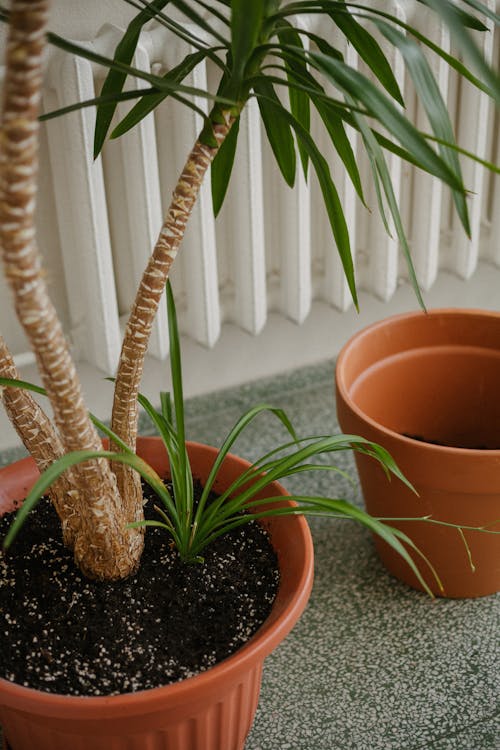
(1, 361, 499, 749)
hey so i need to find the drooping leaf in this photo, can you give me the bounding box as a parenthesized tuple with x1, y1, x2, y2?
(420, 0, 500, 105)
(255, 89, 357, 307)
(211, 115, 240, 216)
(331, 7, 404, 106)
(456, 0, 500, 25)
(170, 0, 229, 45)
(290, 27, 344, 61)
(254, 78, 297, 187)
(352, 106, 426, 309)
(93, 0, 170, 157)
(374, 19, 470, 235)
(277, 21, 311, 177)
(2, 449, 179, 551)
(308, 50, 465, 192)
(111, 48, 213, 139)
(417, 0, 489, 31)
(313, 97, 365, 203)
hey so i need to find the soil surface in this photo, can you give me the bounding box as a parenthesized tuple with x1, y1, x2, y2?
(0, 480, 279, 696)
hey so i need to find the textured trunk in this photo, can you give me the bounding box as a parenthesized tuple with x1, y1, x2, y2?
(110, 115, 235, 514)
(0, 334, 82, 546)
(0, 0, 142, 580)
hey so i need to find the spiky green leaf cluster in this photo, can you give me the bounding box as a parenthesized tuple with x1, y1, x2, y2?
(26, 0, 500, 308)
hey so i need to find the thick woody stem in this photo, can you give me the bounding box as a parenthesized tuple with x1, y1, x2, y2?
(0, 334, 81, 546)
(0, 0, 142, 580)
(111, 114, 235, 514)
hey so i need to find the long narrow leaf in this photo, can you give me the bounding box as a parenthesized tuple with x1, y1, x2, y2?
(45, 32, 234, 123)
(255, 90, 357, 306)
(277, 22, 311, 177)
(421, 0, 500, 105)
(254, 78, 297, 187)
(231, 0, 265, 82)
(93, 0, 170, 157)
(40, 88, 159, 122)
(352, 107, 425, 309)
(196, 403, 297, 524)
(170, 0, 228, 45)
(374, 19, 470, 235)
(331, 7, 404, 105)
(112, 48, 219, 139)
(308, 50, 465, 192)
(165, 281, 192, 523)
(211, 115, 240, 216)
(313, 97, 365, 203)
(457, 0, 500, 25)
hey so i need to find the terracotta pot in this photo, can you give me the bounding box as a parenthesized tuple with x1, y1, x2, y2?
(336, 308, 500, 598)
(0, 438, 314, 750)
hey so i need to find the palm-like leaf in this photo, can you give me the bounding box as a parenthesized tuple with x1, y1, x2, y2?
(32, 0, 500, 306)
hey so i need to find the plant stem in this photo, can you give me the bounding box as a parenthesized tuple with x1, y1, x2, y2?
(110, 109, 236, 517)
(0, 334, 82, 546)
(0, 0, 142, 580)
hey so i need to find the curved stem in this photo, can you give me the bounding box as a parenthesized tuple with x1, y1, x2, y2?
(0, 0, 142, 580)
(110, 111, 236, 513)
(0, 334, 82, 546)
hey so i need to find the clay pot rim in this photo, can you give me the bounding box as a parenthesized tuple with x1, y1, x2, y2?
(0, 439, 314, 716)
(336, 307, 500, 457)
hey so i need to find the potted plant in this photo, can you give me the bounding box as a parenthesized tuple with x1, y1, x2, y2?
(0, 283, 430, 750)
(336, 308, 500, 598)
(0, 1, 499, 748)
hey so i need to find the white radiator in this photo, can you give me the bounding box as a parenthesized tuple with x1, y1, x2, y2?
(1, 4, 499, 377)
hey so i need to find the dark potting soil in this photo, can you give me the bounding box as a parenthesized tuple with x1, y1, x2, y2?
(0, 480, 279, 696)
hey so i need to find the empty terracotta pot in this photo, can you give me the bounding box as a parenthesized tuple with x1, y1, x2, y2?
(0, 438, 314, 750)
(336, 309, 500, 598)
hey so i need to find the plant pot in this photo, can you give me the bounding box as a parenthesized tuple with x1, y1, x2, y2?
(0, 437, 314, 750)
(335, 308, 500, 598)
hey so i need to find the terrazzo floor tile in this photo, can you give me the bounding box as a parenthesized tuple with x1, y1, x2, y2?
(1, 360, 499, 749)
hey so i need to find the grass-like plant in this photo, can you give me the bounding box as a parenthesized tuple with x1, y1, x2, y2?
(4, 283, 500, 598)
(2, 281, 445, 596)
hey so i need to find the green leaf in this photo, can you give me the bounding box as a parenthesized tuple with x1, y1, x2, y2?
(46, 32, 234, 113)
(308, 50, 465, 192)
(290, 28, 344, 61)
(111, 48, 215, 139)
(331, 8, 404, 106)
(170, 0, 229, 45)
(277, 22, 311, 177)
(374, 19, 470, 235)
(231, 0, 265, 81)
(255, 90, 357, 307)
(313, 97, 365, 204)
(0, 376, 136, 455)
(39, 87, 160, 123)
(418, 0, 488, 31)
(195, 403, 297, 525)
(254, 78, 297, 187)
(352, 106, 425, 309)
(456, 0, 500, 25)
(421, 0, 500, 105)
(211, 115, 240, 216)
(93, 0, 170, 157)
(271, 3, 495, 95)
(165, 281, 193, 524)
